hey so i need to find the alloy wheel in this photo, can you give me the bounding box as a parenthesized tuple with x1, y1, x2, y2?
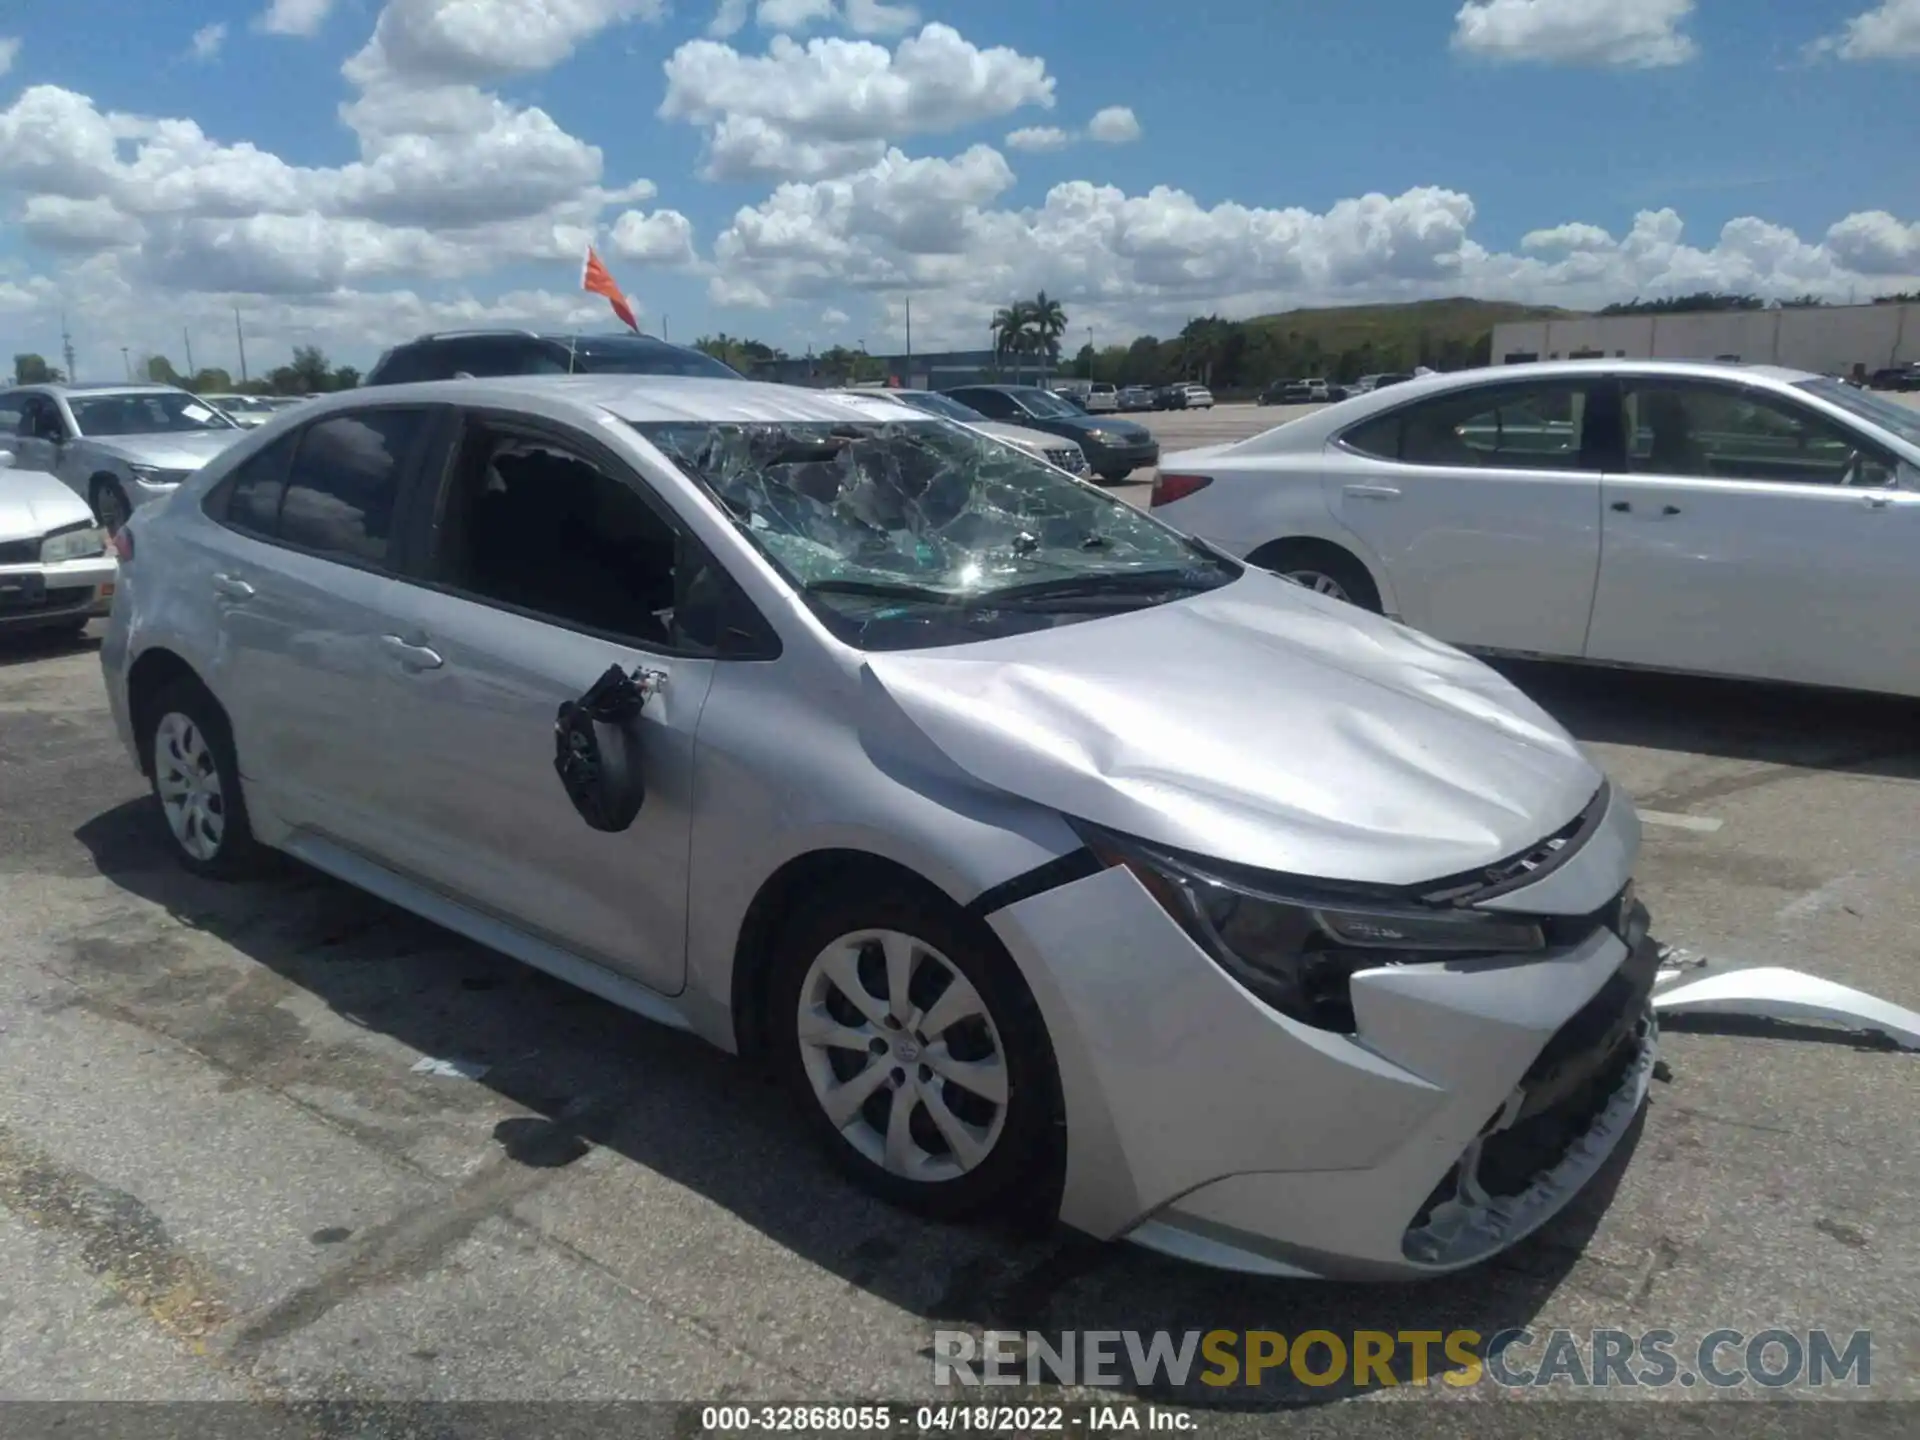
(1287, 569, 1351, 602)
(795, 928, 1009, 1183)
(153, 711, 226, 861)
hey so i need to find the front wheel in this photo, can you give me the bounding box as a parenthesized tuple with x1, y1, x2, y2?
(771, 891, 1062, 1220)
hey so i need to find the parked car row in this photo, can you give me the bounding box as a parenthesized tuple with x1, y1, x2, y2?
(34, 348, 1916, 1286)
(1866, 363, 1920, 392)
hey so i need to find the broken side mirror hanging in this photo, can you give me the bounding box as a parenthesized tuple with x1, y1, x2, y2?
(553, 664, 666, 834)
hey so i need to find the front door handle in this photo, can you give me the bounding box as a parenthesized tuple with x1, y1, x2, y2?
(1659, 504, 1682, 516)
(1610, 501, 1632, 513)
(1343, 483, 1402, 500)
(381, 634, 444, 672)
(211, 573, 256, 602)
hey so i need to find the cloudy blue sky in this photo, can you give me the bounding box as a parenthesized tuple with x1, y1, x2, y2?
(2, 0, 1917, 377)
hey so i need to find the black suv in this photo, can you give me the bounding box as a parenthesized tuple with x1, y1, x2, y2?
(364, 330, 744, 385)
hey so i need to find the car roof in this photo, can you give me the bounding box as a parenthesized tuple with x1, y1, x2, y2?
(44, 383, 186, 397)
(1198, 358, 1835, 459)
(305, 374, 939, 426)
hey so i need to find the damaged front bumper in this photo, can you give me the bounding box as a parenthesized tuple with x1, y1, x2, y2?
(986, 826, 1657, 1280)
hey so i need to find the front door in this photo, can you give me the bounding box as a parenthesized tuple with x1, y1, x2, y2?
(1323, 377, 1612, 656)
(14, 395, 68, 477)
(1583, 378, 1920, 696)
(367, 416, 718, 995)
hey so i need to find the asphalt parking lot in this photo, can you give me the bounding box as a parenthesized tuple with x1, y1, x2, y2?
(2, 400, 1917, 1424)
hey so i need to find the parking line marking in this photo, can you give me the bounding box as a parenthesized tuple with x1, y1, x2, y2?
(1639, 809, 1725, 833)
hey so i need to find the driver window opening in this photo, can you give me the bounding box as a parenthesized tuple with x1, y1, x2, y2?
(434, 424, 720, 651)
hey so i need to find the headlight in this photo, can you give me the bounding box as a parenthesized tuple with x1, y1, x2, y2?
(40, 522, 107, 563)
(1077, 823, 1544, 1032)
(128, 465, 191, 487)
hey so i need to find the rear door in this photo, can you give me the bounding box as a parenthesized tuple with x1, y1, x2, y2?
(197, 406, 445, 847)
(1323, 377, 1615, 657)
(1584, 378, 1920, 695)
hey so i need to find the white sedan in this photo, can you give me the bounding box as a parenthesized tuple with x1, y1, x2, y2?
(1152, 359, 1920, 698)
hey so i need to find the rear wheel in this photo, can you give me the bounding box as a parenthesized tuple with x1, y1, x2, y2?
(144, 679, 267, 879)
(771, 889, 1062, 1220)
(1251, 540, 1383, 613)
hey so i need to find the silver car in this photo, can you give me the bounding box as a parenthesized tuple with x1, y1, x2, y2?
(100, 376, 1656, 1279)
(5, 382, 247, 533)
(0, 438, 115, 635)
(876, 388, 1091, 476)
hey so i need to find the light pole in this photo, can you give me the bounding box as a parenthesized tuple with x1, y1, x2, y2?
(1087, 325, 1095, 380)
(120, 347, 131, 381)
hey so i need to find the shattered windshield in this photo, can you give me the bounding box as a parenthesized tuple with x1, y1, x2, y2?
(635, 418, 1238, 651)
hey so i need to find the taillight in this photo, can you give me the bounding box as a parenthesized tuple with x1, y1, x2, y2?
(1151, 472, 1212, 507)
(111, 528, 134, 563)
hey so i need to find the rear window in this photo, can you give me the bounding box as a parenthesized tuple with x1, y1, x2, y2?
(567, 339, 743, 379)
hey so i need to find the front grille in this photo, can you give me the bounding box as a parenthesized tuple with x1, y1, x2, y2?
(0, 538, 39, 565)
(1421, 784, 1610, 907)
(0, 584, 91, 614)
(1518, 920, 1658, 1113)
(1478, 1019, 1643, 1198)
(1046, 448, 1087, 472)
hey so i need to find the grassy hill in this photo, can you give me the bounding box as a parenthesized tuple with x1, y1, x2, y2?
(1239, 297, 1581, 355)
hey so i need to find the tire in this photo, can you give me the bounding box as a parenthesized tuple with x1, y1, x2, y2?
(1252, 541, 1384, 613)
(1096, 468, 1132, 485)
(770, 888, 1062, 1221)
(143, 678, 268, 880)
(91, 476, 132, 535)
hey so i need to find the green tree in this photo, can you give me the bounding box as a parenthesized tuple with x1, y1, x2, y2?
(1026, 291, 1068, 363)
(13, 353, 64, 384)
(188, 367, 234, 393)
(144, 354, 184, 386)
(990, 302, 1032, 367)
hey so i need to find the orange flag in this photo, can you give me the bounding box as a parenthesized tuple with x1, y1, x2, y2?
(581, 244, 639, 332)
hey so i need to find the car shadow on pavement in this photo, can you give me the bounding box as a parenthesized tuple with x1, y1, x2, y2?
(1491, 660, 1920, 784)
(0, 628, 99, 670)
(73, 797, 1628, 1409)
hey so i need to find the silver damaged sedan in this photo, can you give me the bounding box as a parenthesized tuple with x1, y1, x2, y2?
(99, 376, 1658, 1279)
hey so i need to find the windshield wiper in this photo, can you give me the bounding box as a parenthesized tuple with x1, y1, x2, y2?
(804, 578, 961, 603)
(980, 568, 1221, 605)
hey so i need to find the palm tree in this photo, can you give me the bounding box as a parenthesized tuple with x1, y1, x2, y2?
(1028, 291, 1068, 364)
(991, 302, 1032, 365)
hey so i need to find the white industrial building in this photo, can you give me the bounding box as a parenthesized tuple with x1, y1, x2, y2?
(1490, 301, 1919, 378)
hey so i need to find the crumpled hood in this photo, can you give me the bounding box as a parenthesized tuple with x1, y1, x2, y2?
(87, 430, 245, 469)
(0, 469, 94, 544)
(862, 570, 1603, 887)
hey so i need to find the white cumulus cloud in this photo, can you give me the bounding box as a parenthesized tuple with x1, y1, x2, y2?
(661, 23, 1055, 181)
(190, 23, 229, 61)
(257, 0, 338, 37)
(1453, 0, 1697, 68)
(1086, 105, 1142, 144)
(1813, 0, 1920, 59)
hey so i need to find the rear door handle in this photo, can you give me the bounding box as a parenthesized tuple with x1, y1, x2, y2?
(381, 634, 444, 672)
(211, 573, 256, 602)
(1343, 484, 1402, 500)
